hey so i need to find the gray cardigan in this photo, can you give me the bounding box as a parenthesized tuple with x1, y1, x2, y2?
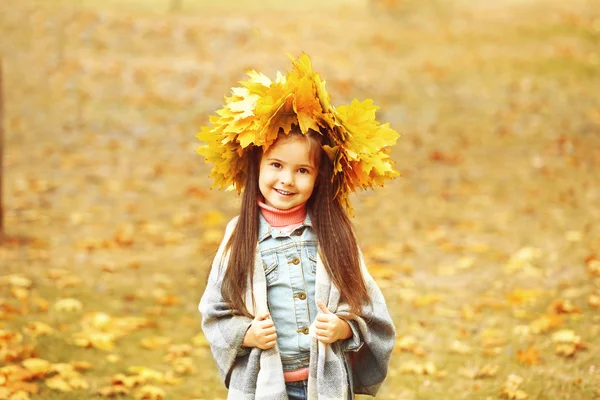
(199, 217, 396, 399)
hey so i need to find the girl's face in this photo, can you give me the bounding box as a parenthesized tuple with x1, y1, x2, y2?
(258, 135, 318, 210)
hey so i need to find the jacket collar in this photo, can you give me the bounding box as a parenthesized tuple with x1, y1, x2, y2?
(258, 212, 313, 242)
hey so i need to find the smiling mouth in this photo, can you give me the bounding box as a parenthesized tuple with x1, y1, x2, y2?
(275, 189, 295, 196)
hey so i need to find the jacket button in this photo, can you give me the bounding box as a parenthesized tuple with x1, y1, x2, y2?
(296, 292, 306, 300)
(290, 257, 300, 265)
(301, 327, 309, 335)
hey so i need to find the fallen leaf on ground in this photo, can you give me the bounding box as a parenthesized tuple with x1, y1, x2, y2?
(54, 298, 83, 312)
(516, 347, 541, 365)
(134, 385, 166, 400)
(500, 374, 528, 399)
(459, 364, 499, 379)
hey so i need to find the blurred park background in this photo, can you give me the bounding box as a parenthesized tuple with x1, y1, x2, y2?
(1, 0, 600, 398)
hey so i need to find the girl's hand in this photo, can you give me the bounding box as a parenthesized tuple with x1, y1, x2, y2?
(315, 300, 352, 344)
(242, 312, 277, 350)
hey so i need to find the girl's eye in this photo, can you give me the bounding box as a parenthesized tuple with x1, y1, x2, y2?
(298, 168, 309, 174)
(271, 162, 282, 168)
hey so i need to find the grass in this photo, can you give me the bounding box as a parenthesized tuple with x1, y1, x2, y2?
(1, 0, 599, 399)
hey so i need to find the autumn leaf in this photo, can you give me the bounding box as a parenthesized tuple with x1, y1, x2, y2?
(506, 289, 541, 306)
(500, 374, 528, 399)
(50, 363, 82, 379)
(54, 298, 83, 313)
(588, 292, 600, 309)
(22, 322, 54, 338)
(398, 361, 437, 375)
(171, 357, 196, 375)
(45, 377, 73, 392)
(97, 384, 130, 397)
(529, 313, 563, 334)
(586, 259, 600, 276)
(140, 336, 172, 350)
(459, 364, 499, 379)
(0, 275, 33, 288)
(450, 340, 473, 355)
(134, 385, 166, 400)
(73, 332, 116, 351)
(164, 344, 193, 363)
(552, 330, 587, 357)
(550, 299, 581, 314)
(112, 373, 144, 389)
(516, 347, 541, 365)
(127, 367, 165, 383)
(394, 335, 426, 356)
(21, 358, 52, 378)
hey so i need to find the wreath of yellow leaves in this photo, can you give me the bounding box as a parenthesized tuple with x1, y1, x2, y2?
(196, 53, 400, 211)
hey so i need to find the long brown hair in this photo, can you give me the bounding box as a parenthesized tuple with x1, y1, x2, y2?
(221, 128, 370, 317)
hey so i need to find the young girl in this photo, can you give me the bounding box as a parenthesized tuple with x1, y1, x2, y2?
(197, 54, 399, 400)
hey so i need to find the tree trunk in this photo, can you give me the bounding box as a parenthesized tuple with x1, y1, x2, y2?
(0, 58, 4, 241)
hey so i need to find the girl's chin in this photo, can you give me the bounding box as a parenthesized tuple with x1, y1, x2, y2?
(265, 197, 298, 211)
(268, 202, 294, 211)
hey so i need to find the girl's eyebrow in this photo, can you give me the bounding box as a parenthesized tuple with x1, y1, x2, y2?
(266, 157, 314, 169)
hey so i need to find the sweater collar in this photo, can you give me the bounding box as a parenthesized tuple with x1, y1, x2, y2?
(257, 199, 312, 242)
(257, 199, 307, 228)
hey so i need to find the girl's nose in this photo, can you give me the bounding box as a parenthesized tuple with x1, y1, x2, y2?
(280, 170, 295, 186)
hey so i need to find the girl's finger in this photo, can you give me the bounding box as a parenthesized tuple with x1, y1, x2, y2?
(260, 319, 275, 328)
(263, 327, 277, 336)
(317, 299, 333, 314)
(316, 328, 330, 337)
(256, 312, 271, 321)
(316, 314, 331, 323)
(314, 321, 329, 330)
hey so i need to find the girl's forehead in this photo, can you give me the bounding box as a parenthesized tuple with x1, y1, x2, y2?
(263, 136, 316, 165)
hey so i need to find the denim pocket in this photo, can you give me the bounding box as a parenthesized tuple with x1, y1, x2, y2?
(262, 255, 279, 285)
(306, 248, 317, 274)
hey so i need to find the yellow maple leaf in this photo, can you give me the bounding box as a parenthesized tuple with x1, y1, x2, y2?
(516, 347, 541, 365)
(500, 374, 528, 400)
(97, 385, 130, 397)
(550, 298, 581, 314)
(552, 329, 580, 344)
(8, 390, 32, 400)
(73, 332, 116, 351)
(459, 364, 499, 379)
(50, 363, 81, 379)
(134, 385, 166, 400)
(140, 336, 172, 350)
(22, 322, 54, 338)
(450, 340, 473, 355)
(54, 298, 83, 313)
(506, 288, 541, 305)
(127, 367, 165, 383)
(589, 292, 600, 309)
(70, 361, 94, 371)
(1, 274, 33, 288)
(398, 361, 437, 375)
(172, 357, 196, 375)
(529, 314, 563, 334)
(45, 377, 72, 392)
(21, 358, 52, 376)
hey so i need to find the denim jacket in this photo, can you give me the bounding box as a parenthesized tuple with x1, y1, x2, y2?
(257, 212, 362, 371)
(258, 212, 317, 369)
